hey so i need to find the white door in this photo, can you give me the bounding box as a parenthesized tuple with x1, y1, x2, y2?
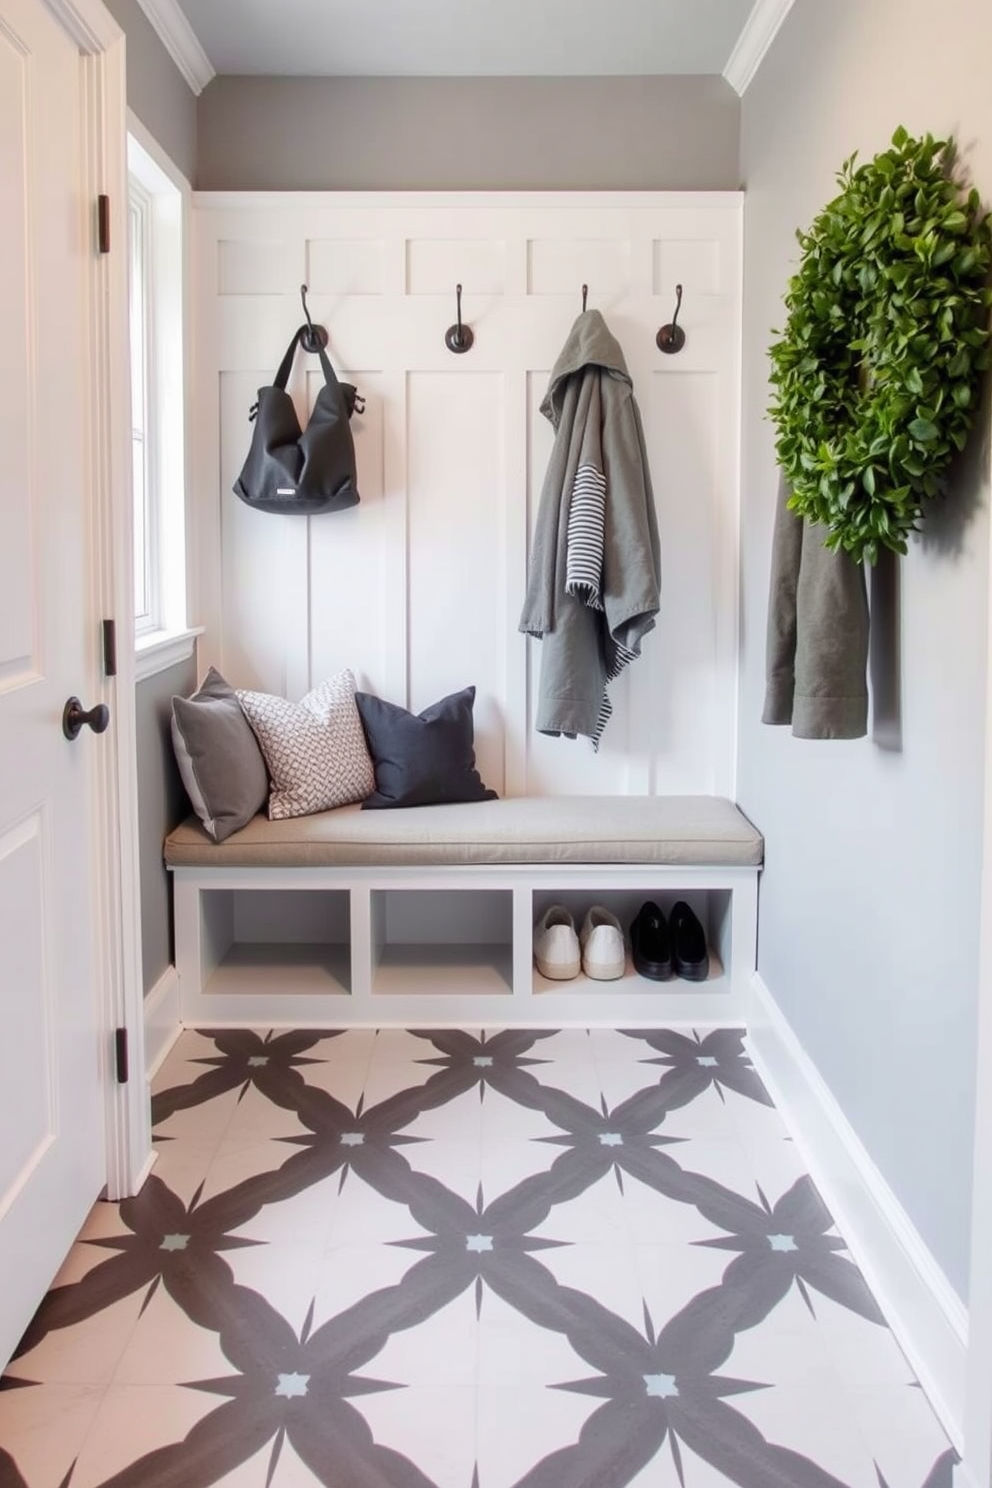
(0, 0, 106, 1365)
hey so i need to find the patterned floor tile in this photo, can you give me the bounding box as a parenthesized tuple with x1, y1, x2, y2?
(400, 1135, 484, 1209)
(528, 1165, 631, 1246)
(149, 1136, 232, 1206)
(478, 1285, 595, 1388)
(843, 1383, 956, 1487)
(479, 1133, 561, 1201)
(620, 1141, 762, 1246)
(222, 1239, 329, 1338)
(730, 1382, 882, 1488)
(475, 1383, 600, 1488)
(153, 1085, 243, 1147)
(365, 1288, 480, 1390)
(227, 1169, 342, 1252)
(0, 1382, 107, 1488)
(309, 1243, 423, 1329)
(111, 1282, 238, 1386)
(5, 1292, 146, 1387)
(0, 1026, 957, 1488)
(67, 1383, 229, 1488)
(329, 1168, 435, 1248)
(633, 1239, 737, 1334)
(352, 1385, 478, 1488)
(811, 1291, 918, 1387)
(536, 1240, 649, 1332)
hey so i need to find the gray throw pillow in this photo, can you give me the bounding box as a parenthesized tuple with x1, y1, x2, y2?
(355, 685, 498, 809)
(171, 667, 268, 841)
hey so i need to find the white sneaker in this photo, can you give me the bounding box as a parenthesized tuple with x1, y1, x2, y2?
(534, 905, 581, 980)
(580, 905, 626, 980)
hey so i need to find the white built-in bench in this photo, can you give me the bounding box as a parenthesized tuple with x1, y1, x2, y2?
(165, 796, 763, 1027)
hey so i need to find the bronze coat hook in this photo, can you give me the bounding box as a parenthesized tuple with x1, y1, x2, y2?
(656, 284, 686, 354)
(299, 284, 328, 353)
(445, 284, 474, 353)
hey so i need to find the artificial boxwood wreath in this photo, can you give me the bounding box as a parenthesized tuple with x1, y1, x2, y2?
(769, 127, 992, 563)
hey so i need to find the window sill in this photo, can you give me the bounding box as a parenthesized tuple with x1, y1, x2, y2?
(135, 626, 204, 682)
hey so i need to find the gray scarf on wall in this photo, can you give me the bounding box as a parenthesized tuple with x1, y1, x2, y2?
(519, 310, 661, 747)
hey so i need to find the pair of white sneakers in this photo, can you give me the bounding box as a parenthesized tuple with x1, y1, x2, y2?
(533, 904, 626, 981)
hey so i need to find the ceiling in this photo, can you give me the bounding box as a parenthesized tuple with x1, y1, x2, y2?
(171, 0, 761, 79)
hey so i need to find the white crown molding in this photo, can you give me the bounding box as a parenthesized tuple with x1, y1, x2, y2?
(723, 0, 795, 96)
(134, 0, 214, 96)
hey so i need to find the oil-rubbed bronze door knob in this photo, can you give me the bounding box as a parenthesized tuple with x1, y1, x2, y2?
(62, 697, 110, 741)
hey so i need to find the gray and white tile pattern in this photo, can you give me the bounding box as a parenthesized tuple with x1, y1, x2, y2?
(0, 1028, 956, 1487)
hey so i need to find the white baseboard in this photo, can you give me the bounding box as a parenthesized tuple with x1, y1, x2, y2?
(746, 973, 968, 1453)
(143, 965, 182, 1081)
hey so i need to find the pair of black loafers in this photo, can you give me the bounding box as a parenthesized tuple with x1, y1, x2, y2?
(630, 900, 709, 982)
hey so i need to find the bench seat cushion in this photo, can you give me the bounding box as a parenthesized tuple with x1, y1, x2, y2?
(165, 795, 762, 869)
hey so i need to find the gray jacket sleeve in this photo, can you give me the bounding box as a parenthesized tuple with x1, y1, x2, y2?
(762, 474, 869, 740)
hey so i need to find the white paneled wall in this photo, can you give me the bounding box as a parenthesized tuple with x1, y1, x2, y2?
(192, 193, 742, 798)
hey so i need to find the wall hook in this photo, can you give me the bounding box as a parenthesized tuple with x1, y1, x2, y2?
(299, 283, 329, 353)
(581, 283, 588, 312)
(445, 283, 474, 354)
(656, 284, 686, 355)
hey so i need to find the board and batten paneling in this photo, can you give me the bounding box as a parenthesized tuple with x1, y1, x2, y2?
(192, 193, 742, 798)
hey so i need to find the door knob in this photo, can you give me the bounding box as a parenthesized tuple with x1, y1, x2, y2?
(62, 696, 110, 741)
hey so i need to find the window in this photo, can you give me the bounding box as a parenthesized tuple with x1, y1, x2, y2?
(126, 124, 191, 665)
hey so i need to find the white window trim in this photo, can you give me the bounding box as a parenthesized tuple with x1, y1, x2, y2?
(134, 624, 204, 682)
(129, 177, 155, 633)
(127, 112, 192, 678)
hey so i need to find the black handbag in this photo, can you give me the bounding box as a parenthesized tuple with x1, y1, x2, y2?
(233, 326, 363, 515)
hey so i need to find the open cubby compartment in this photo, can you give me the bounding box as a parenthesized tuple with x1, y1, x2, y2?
(196, 883, 352, 996)
(369, 886, 515, 996)
(530, 883, 733, 996)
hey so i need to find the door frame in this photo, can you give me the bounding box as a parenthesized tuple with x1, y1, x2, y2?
(43, 0, 150, 1199)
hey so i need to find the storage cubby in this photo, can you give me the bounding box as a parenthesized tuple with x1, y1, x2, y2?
(198, 886, 352, 996)
(530, 887, 730, 995)
(172, 862, 757, 1026)
(370, 888, 514, 996)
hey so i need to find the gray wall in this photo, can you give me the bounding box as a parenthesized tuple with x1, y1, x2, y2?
(136, 657, 197, 996)
(738, 0, 992, 1299)
(103, 0, 197, 182)
(197, 75, 740, 190)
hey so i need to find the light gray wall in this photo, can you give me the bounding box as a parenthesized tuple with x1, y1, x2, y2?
(136, 657, 197, 996)
(196, 75, 740, 190)
(103, 0, 197, 182)
(738, 0, 992, 1299)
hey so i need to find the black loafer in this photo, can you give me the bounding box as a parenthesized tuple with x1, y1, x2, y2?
(630, 901, 673, 981)
(670, 901, 709, 981)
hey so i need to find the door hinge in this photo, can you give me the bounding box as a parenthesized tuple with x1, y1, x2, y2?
(98, 195, 111, 255)
(102, 618, 117, 677)
(115, 1027, 129, 1084)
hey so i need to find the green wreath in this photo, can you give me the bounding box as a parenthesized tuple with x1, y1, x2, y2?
(769, 127, 992, 563)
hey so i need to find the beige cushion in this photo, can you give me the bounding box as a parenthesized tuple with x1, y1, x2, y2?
(165, 795, 762, 870)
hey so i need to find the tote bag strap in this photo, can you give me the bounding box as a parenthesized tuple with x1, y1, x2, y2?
(272, 326, 307, 390)
(274, 328, 345, 397)
(265, 325, 363, 416)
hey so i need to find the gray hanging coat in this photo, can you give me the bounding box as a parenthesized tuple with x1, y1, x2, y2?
(762, 474, 869, 739)
(519, 311, 660, 747)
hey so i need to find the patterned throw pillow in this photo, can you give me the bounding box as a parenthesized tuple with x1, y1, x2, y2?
(236, 669, 375, 820)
